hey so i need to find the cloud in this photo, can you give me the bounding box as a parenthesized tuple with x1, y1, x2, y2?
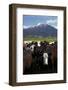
(24, 19, 57, 29)
(37, 23, 42, 26)
(46, 19, 57, 28)
(46, 19, 57, 25)
(23, 25, 30, 29)
(24, 23, 42, 29)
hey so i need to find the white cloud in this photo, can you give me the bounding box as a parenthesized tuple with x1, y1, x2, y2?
(23, 25, 30, 29)
(37, 23, 42, 26)
(24, 19, 57, 29)
(46, 19, 57, 29)
(46, 19, 57, 24)
(24, 23, 42, 29)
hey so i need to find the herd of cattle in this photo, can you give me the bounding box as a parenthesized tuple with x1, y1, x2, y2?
(23, 41, 57, 74)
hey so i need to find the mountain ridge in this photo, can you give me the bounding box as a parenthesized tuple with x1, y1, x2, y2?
(23, 24, 57, 38)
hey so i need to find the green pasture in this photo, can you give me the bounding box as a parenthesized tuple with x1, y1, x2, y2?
(24, 36, 57, 42)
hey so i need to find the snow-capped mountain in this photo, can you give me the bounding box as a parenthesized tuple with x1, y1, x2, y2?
(23, 24, 57, 38)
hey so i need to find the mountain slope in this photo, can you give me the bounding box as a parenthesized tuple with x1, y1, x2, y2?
(23, 24, 57, 38)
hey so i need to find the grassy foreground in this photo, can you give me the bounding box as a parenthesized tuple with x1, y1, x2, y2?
(24, 36, 57, 42)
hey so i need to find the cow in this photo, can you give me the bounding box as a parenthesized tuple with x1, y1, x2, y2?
(23, 46, 33, 74)
(43, 52, 48, 65)
(23, 41, 57, 74)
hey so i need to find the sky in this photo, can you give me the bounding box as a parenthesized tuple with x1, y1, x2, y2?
(23, 15, 57, 29)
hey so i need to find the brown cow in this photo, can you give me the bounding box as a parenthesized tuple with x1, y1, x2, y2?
(51, 44, 57, 64)
(23, 47, 32, 73)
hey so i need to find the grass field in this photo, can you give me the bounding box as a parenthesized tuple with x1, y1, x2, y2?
(24, 36, 57, 42)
